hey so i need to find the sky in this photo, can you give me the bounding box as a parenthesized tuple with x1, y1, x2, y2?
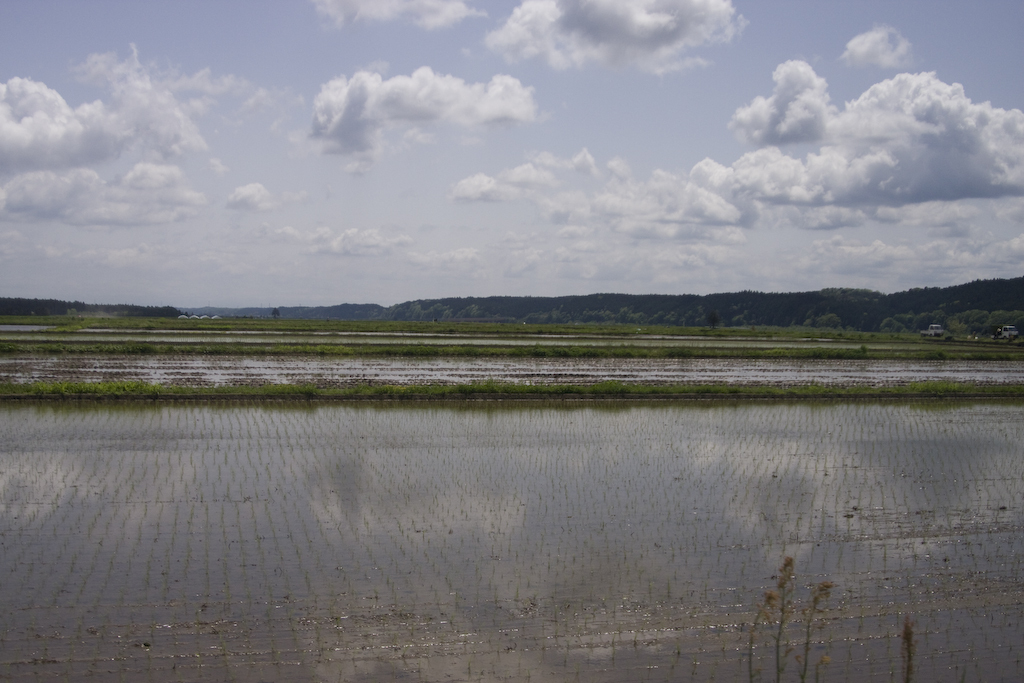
(1, 0, 1022, 307)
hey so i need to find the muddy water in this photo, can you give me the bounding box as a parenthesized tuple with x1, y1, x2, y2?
(2, 355, 1024, 387)
(1, 402, 1022, 682)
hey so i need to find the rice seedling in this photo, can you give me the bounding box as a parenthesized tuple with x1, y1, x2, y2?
(0, 400, 1022, 680)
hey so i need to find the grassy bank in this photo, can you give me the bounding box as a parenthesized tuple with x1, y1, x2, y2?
(1, 340, 1021, 361)
(3, 379, 1022, 401)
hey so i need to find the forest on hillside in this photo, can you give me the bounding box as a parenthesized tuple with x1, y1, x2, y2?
(0, 298, 182, 318)
(4, 276, 1022, 334)
(382, 277, 1024, 334)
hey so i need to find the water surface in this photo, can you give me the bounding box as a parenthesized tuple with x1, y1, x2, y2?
(1, 402, 1021, 681)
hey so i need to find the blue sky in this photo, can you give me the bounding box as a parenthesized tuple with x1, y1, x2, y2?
(1, 0, 1022, 307)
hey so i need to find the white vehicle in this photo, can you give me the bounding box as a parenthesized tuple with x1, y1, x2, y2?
(920, 324, 944, 337)
(993, 325, 1019, 339)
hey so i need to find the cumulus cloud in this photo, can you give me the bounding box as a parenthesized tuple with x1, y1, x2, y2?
(316, 227, 414, 255)
(227, 183, 308, 211)
(450, 162, 558, 201)
(842, 25, 912, 69)
(72, 48, 208, 158)
(0, 162, 205, 225)
(452, 152, 745, 240)
(310, 67, 536, 169)
(730, 60, 834, 146)
(486, 0, 743, 73)
(528, 147, 598, 175)
(726, 64, 1024, 208)
(227, 183, 276, 211)
(312, 0, 484, 29)
(591, 169, 744, 237)
(163, 66, 249, 96)
(0, 48, 212, 177)
(449, 173, 520, 202)
(874, 201, 979, 228)
(207, 158, 229, 176)
(449, 62, 1024, 273)
(0, 78, 124, 175)
(275, 224, 413, 256)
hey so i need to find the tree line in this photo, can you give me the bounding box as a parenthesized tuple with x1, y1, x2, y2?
(4, 275, 1022, 333)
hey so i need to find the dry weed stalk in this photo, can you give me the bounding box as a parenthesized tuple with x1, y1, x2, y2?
(748, 557, 833, 683)
(901, 616, 915, 683)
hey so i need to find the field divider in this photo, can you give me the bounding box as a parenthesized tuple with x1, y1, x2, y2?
(1, 380, 1022, 403)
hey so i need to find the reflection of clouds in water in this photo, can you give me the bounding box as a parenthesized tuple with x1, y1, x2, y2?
(2, 402, 1023, 680)
(0, 460, 76, 522)
(297, 402, 1024, 611)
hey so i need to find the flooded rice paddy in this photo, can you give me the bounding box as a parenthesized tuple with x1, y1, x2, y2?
(0, 328, 886, 349)
(3, 355, 1024, 388)
(1, 401, 1023, 681)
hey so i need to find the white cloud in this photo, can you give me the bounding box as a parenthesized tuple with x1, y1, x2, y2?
(227, 183, 277, 211)
(0, 162, 205, 226)
(874, 201, 979, 228)
(591, 169, 744, 236)
(528, 147, 598, 175)
(275, 224, 413, 256)
(453, 153, 744, 240)
(449, 162, 558, 202)
(317, 227, 413, 255)
(501, 162, 558, 187)
(72, 48, 207, 158)
(408, 246, 482, 269)
(726, 65, 1024, 207)
(310, 67, 536, 167)
(448, 61, 1024, 274)
(239, 88, 276, 114)
(163, 67, 249, 96)
(207, 158, 229, 176)
(606, 157, 632, 180)
(486, 0, 743, 73)
(312, 0, 484, 29)
(0, 49, 213, 178)
(842, 25, 912, 69)
(449, 173, 511, 202)
(0, 77, 125, 175)
(730, 60, 834, 146)
(570, 148, 598, 175)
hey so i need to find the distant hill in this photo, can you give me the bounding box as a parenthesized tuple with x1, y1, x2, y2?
(0, 297, 181, 318)
(6, 276, 1022, 333)
(184, 276, 1024, 334)
(374, 277, 1024, 334)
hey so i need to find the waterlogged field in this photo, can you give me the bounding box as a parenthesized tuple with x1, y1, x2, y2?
(1, 402, 1023, 682)
(3, 356, 1024, 388)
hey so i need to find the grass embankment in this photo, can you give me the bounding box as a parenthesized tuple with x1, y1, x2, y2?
(0, 314, 962, 339)
(0, 340, 1020, 361)
(3, 380, 1021, 401)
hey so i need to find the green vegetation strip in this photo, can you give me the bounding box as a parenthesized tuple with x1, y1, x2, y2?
(2, 380, 1022, 401)
(1, 340, 1021, 361)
